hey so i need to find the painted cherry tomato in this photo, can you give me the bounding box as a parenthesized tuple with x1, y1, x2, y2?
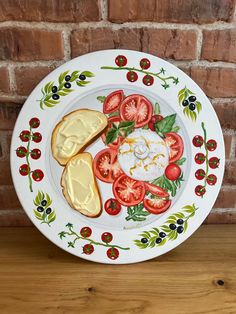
(20, 130, 30, 142)
(32, 132, 42, 143)
(192, 135, 203, 147)
(101, 116, 126, 150)
(206, 174, 217, 185)
(148, 114, 163, 131)
(107, 247, 119, 260)
(32, 169, 44, 182)
(83, 244, 94, 255)
(144, 182, 169, 198)
(115, 55, 127, 67)
(195, 169, 206, 180)
(195, 153, 205, 164)
(80, 227, 92, 238)
(165, 163, 181, 181)
(126, 71, 138, 82)
(30, 148, 41, 160)
(164, 132, 184, 163)
(19, 164, 30, 176)
(140, 58, 151, 69)
(93, 148, 123, 183)
(103, 90, 124, 114)
(144, 198, 171, 215)
(207, 139, 217, 151)
(142, 75, 154, 86)
(104, 198, 122, 215)
(120, 94, 153, 128)
(195, 185, 206, 197)
(16, 146, 27, 158)
(29, 117, 40, 128)
(209, 157, 220, 169)
(112, 174, 145, 206)
(101, 232, 113, 243)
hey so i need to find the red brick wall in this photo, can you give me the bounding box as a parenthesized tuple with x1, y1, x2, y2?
(0, 0, 235, 226)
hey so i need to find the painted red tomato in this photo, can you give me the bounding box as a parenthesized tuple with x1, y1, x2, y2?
(140, 58, 151, 69)
(195, 153, 205, 164)
(148, 114, 163, 131)
(209, 157, 220, 169)
(115, 55, 127, 67)
(104, 198, 122, 215)
(144, 198, 171, 215)
(144, 182, 169, 198)
(101, 232, 113, 243)
(83, 244, 94, 255)
(165, 163, 181, 181)
(29, 117, 40, 128)
(207, 139, 217, 151)
(195, 169, 206, 180)
(19, 164, 30, 176)
(20, 130, 30, 142)
(32, 169, 44, 182)
(112, 174, 145, 206)
(120, 94, 153, 128)
(103, 90, 124, 114)
(192, 135, 203, 147)
(101, 116, 125, 149)
(32, 132, 42, 143)
(126, 71, 138, 82)
(195, 185, 206, 196)
(16, 146, 27, 158)
(142, 75, 154, 86)
(107, 247, 119, 260)
(206, 174, 217, 185)
(30, 148, 41, 160)
(80, 227, 92, 238)
(164, 132, 184, 163)
(93, 148, 123, 183)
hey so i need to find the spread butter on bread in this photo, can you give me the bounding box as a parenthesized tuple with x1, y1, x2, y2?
(51, 109, 108, 165)
(61, 152, 102, 217)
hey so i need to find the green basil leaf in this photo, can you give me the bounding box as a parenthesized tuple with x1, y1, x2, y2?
(105, 128, 118, 145)
(155, 114, 176, 134)
(154, 102, 160, 114)
(118, 121, 135, 130)
(175, 157, 186, 165)
(108, 110, 119, 118)
(97, 96, 106, 103)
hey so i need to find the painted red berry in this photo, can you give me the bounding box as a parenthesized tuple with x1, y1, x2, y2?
(142, 74, 154, 86)
(126, 71, 138, 82)
(19, 164, 30, 176)
(206, 174, 217, 185)
(107, 247, 119, 260)
(16, 146, 27, 158)
(20, 130, 31, 142)
(195, 169, 206, 180)
(29, 117, 40, 128)
(32, 169, 44, 182)
(148, 114, 163, 131)
(195, 153, 205, 164)
(195, 185, 206, 197)
(101, 232, 113, 243)
(115, 55, 127, 67)
(209, 157, 220, 169)
(206, 139, 217, 151)
(32, 132, 42, 143)
(30, 148, 41, 160)
(80, 227, 92, 238)
(83, 244, 94, 255)
(192, 135, 204, 147)
(140, 58, 151, 69)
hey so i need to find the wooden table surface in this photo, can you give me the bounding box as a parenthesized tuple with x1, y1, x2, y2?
(0, 225, 235, 314)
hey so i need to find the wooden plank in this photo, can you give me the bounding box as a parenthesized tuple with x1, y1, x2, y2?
(0, 225, 235, 314)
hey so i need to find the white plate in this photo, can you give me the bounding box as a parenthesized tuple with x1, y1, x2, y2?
(11, 50, 224, 264)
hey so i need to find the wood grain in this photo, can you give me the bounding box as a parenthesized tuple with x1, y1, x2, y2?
(0, 225, 236, 314)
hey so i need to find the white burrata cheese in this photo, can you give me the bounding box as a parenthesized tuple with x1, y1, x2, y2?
(118, 129, 169, 181)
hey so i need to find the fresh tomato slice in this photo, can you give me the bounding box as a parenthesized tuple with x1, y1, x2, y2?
(164, 132, 184, 163)
(144, 182, 169, 198)
(93, 148, 123, 183)
(144, 198, 171, 214)
(120, 94, 153, 128)
(101, 116, 125, 149)
(112, 174, 145, 206)
(103, 90, 124, 114)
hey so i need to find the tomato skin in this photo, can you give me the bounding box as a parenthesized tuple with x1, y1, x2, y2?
(29, 117, 40, 128)
(195, 169, 206, 180)
(32, 169, 44, 182)
(19, 164, 30, 176)
(101, 116, 125, 149)
(142, 75, 154, 86)
(144, 198, 171, 214)
(103, 90, 124, 114)
(195, 185, 206, 196)
(107, 247, 119, 260)
(206, 139, 217, 151)
(140, 58, 151, 69)
(20, 130, 30, 142)
(83, 244, 94, 255)
(104, 198, 122, 215)
(126, 71, 138, 82)
(165, 163, 181, 181)
(120, 94, 153, 128)
(209, 157, 220, 169)
(93, 148, 123, 183)
(148, 115, 163, 131)
(101, 232, 113, 243)
(16, 146, 27, 158)
(206, 174, 217, 185)
(115, 55, 127, 67)
(192, 135, 203, 147)
(164, 132, 184, 163)
(112, 174, 146, 206)
(32, 132, 42, 143)
(80, 227, 92, 238)
(144, 182, 169, 198)
(30, 148, 41, 160)
(195, 153, 205, 164)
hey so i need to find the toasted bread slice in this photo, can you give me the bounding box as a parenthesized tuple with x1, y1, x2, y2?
(61, 152, 102, 217)
(52, 109, 107, 165)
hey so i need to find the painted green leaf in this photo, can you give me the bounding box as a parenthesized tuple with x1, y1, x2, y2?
(58, 70, 70, 84)
(176, 157, 186, 165)
(80, 71, 94, 77)
(154, 102, 160, 114)
(105, 128, 118, 145)
(195, 101, 202, 114)
(97, 96, 106, 103)
(34, 210, 43, 220)
(155, 114, 176, 134)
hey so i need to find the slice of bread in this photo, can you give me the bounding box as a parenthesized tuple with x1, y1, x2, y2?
(61, 152, 102, 217)
(52, 109, 108, 165)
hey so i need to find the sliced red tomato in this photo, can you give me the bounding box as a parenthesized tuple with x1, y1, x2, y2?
(144, 198, 171, 214)
(144, 182, 169, 198)
(103, 90, 124, 114)
(93, 148, 123, 183)
(120, 94, 153, 128)
(164, 132, 184, 163)
(112, 174, 145, 206)
(101, 116, 125, 149)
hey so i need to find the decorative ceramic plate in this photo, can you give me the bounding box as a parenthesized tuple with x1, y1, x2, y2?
(11, 50, 224, 264)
